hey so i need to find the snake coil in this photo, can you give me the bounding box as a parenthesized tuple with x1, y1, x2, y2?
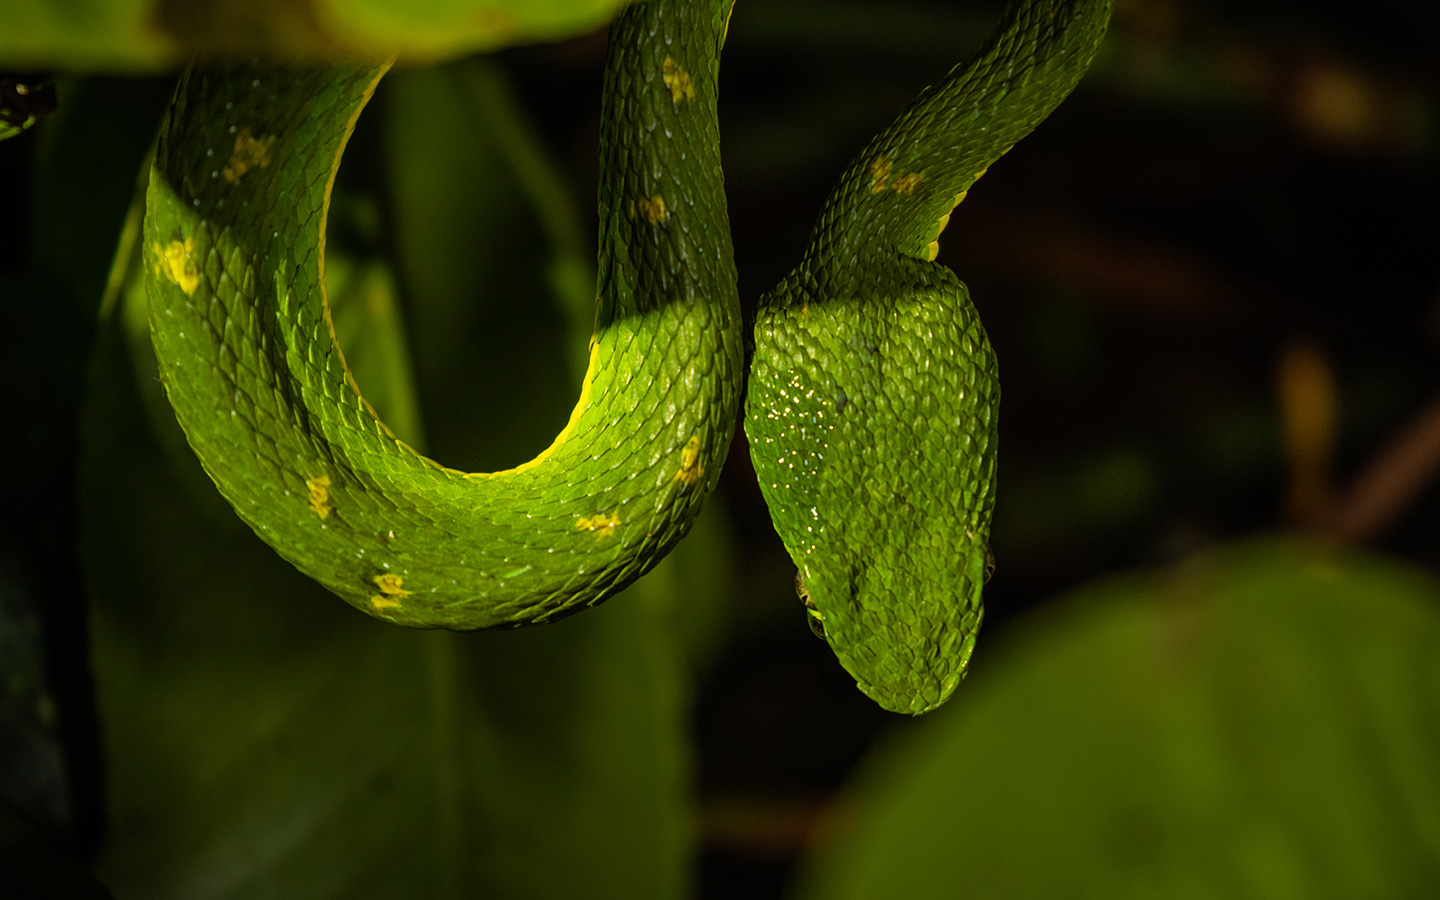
(142, 0, 1110, 713)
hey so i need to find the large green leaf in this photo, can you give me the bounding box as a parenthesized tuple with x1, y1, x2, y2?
(0, 0, 624, 72)
(792, 541, 1440, 899)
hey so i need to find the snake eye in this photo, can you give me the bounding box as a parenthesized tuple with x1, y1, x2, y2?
(795, 570, 825, 638)
(983, 548, 996, 585)
(804, 606, 826, 639)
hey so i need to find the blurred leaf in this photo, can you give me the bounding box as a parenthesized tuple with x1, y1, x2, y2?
(81, 363, 692, 896)
(793, 540, 1440, 899)
(381, 60, 581, 472)
(0, 0, 623, 72)
(325, 196, 427, 448)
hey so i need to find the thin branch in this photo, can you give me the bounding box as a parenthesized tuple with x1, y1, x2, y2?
(1323, 390, 1440, 543)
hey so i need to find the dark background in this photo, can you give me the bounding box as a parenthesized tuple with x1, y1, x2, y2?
(2, 0, 1438, 896)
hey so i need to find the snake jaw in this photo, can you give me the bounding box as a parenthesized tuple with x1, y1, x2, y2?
(796, 569, 827, 638)
(801, 532, 989, 715)
(748, 262, 999, 715)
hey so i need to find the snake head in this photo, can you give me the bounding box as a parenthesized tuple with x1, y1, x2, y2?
(797, 520, 990, 715)
(747, 260, 999, 716)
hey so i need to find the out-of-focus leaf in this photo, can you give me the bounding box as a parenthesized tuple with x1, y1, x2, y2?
(793, 540, 1440, 900)
(325, 194, 427, 448)
(380, 60, 580, 471)
(0, 0, 623, 72)
(82, 351, 691, 896)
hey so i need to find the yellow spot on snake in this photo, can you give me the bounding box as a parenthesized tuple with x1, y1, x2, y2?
(152, 238, 199, 295)
(892, 171, 925, 193)
(306, 475, 332, 518)
(223, 128, 274, 182)
(870, 157, 923, 194)
(575, 512, 621, 537)
(373, 573, 413, 597)
(675, 435, 703, 487)
(662, 56, 695, 103)
(370, 594, 403, 611)
(631, 195, 669, 224)
(870, 157, 893, 194)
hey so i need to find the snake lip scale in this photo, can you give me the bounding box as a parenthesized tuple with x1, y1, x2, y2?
(141, 0, 1110, 714)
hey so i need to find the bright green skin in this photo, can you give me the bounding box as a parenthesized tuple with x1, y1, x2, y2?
(144, 0, 740, 628)
(143, 0, 1109, 712)
(746, 0, 1111, 713)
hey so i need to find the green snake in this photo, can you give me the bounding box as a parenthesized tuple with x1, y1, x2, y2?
(140, 0, 1109, 714)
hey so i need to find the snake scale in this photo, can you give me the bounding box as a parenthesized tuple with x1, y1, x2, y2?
(140, 0, 1110, 713)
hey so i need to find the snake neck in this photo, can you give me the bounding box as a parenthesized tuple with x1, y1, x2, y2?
(779, 0, 1112, 291)
(594, 0, 737, 332)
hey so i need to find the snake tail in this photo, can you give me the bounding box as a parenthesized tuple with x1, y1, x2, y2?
(142, 0, 742, 629)
(745, 0, 1111, 713)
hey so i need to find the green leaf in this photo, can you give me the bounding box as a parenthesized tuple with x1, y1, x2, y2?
(325, 198, 427, 449)
(81, 377, 692, 897)
(792, 540, 1440, 899)
(0, 0, 625, 72)
(379, 60, 583, 471)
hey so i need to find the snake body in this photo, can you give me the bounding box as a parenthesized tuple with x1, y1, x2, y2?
(144, 0, 739, 628)
(142, 0, 1108, 710)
